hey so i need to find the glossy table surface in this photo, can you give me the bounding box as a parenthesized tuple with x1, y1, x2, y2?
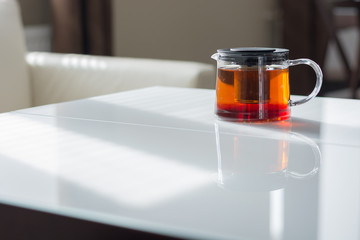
(1, 86, 360, 240)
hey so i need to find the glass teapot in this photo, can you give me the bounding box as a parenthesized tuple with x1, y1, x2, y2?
(211, 47, 323, 122)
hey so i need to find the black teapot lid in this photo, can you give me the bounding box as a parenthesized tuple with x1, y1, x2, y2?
(229, 47, 277, 53)
(216, 47, 289, 65)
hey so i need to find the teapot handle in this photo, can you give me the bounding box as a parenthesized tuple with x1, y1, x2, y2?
(288, 59, 323, 107)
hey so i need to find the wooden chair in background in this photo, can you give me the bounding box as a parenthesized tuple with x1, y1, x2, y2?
(282, 0, 359, 98)
(315, 0, 359, 98)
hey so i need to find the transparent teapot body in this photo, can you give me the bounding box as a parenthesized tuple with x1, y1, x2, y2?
(212, 48, 322, 122)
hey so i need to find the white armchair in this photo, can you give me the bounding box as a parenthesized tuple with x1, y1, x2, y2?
(0, 0, 215, 112)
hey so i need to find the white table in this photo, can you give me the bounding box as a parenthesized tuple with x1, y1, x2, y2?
(0, 86, 359, 240)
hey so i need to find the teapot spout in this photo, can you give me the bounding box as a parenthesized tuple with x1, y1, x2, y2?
(211, 53, 219, 61)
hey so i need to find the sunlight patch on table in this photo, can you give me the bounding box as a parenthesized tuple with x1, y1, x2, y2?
(0, 114, 212, 208)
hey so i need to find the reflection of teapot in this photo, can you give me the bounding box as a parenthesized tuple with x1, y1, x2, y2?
(215, 120, 321, 191)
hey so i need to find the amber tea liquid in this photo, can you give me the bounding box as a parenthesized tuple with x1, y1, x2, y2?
(216, 67, 290, 121)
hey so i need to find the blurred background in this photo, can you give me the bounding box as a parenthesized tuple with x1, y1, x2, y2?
(17, 0, 360, 98)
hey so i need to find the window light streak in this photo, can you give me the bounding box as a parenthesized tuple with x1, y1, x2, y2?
(0, 115, 59, 174)
(80, 57, 89, 68)
(270, 189, 284, 240)
(0, 114, 212, 208)
(61, 55, 71, 67)
(27, 52, 107, 70)
(26, 52, 45, 66)
(93, 88, 214, 125)
(317, 145, 360, 240)
(70, 56, 79, 66)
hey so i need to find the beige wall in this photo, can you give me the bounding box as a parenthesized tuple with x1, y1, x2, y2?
(112, 0, 280, 64)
